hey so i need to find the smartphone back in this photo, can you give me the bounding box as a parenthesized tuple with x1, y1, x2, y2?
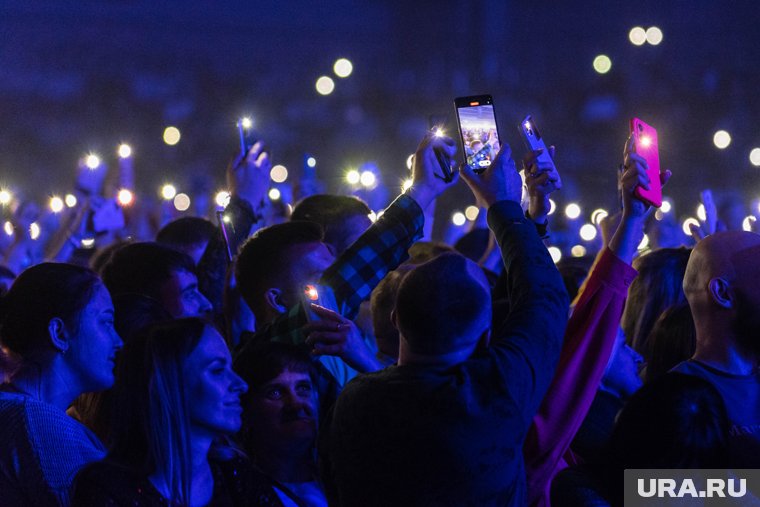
(519, 115, 556, 172)
(630, 118, 662, 208)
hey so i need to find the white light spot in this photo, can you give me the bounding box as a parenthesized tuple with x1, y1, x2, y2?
(591, 208, 609, 225)
(548, 246, 562, 263)
(29, 222, 40, 240)
(661, 200, 672, 213)
(307, 157, 317, 168)
(749, 148, 760, 167)
(742, 216, 756, 232)
(713, 130, 731, 149)
(333, 58, 353, 78)
(593, 55, 612, 74)
(268, 188, 281, 201)
(360, 171, 376, 187)
(548, 199, 557, 216)
(406, 154, 414, 170)
(117, 189, 134, 206)
(240, 117, 253, 129)
(85, 154, 101, 169)
(565, 203, 582, 219)
(49, 196, 64, 213)
(316, 76, 335, 95)
(346, 170, 360, 185)
(571, 245, 587, 257)
(452, 212, 466, 226)
(3, 221, 13, 236)
(163, 126, 181, 146)
(646, 26, 663, 45)
(697, 203, 707, 222)
(580, 223, 598, 241)
(161, 184, 177, 201)
(118, 144, 132, 159)
(270, 165, 289, 183)
(629, 26, 647, 46)
(402, 179, 413, 192)
(0, 189, 13, 205)
(81, 238, 96, 248)
(682, 217, 700, 236)
(65, 194, 77, 207)
(215, 191, 231, 208)
(173, 193, 191, 211)
(638, 234, 650, 250)
(465, 206, 480, 221)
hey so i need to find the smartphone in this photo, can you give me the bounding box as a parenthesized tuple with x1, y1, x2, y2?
(519, 115, 556, 173)
(237, 118, 257, 158)
(454, 95, 502, 174)
(630, 118, 662, 208)
(300, 284, 339, 323)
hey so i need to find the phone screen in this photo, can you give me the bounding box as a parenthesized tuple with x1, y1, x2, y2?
(455, 96, 501, 173)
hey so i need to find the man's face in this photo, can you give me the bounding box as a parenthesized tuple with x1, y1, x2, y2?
(159, 269, 213, 318)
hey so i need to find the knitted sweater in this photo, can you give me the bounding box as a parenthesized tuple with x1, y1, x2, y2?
(0, 391, 106, 506)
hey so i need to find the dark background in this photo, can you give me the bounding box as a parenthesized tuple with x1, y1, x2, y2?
(2, 0, 759, 230)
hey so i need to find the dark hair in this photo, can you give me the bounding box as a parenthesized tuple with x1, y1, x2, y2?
(101, 242, 196, 301)
(109, 318, 208, 504)
(395, 253, 490, 355)
(291, 194, 370, 255)
(235, 221, 323, 318)
(609, 373, 729, 470)
(370, 265, 414, 359)
(644, 304, 696, 383)
(405, 241, 455, 265)
(89, 239, 132, 276)
(157, 217, 217, 249)
(112, 293, 172, 344)
(557, 255, 594, 303)
(622, 247, 691, 361)
(0, 263, 101, 357)
(454, 228, 490, 263)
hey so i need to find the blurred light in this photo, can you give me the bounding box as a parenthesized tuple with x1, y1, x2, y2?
(346, 170, 360, 185)
(215, 191, 231, 208)
(406, 154, 414, 170)
(65, 194, 77, 207)
(85, 154, 101, 169)
(580, 223, 598, 241)
(713, 130, 731, 149)
(638, 234, 650, 250)
(565, 203, 582, 219)
(749, 148, 760, 167)
(163, 126, 181, 146)
(316, 76, 335, 95)
(306, 157, 317, 168)
(548, 199, 557, 216)
(434, 128, 445, 137)
(655, 210, 665, 221)
(571, 245, 587, 257)
(661, 200, 672, 213)
(377, 210, 385, 219)
(548, 246, 562, 264)
(682, 217, 700, 236)
(452, 212, 466, 226)
(697, 203, 707, 222)
(360, 171, 376, 187)
(3, 221, 13, 236)
(222, 215, 231, 224)
(240, 117, 253, 129)
(117, 189, 134, 206)
(173, 193, 191, 211)
(268, 188, 281, 201)
(29, 222, 40, 240)
(743, 215, 757, 232)
(591, 208, 609, 225)
(49, 196, 64, 213)
(0, 189, 12, 205)
(118, 144, 132, 159)
(333, 58, 353, 78)
(646, 26, 663, 45)
(81, 238, 95, 248)
(161, 184, 177, 200)
(270, 165, 289, 183)
(368, 211, 377, 223)
(465, 206, 480, 221)
(402, 179, 413, 192)
(629, 26, 647, 45)
(640, 136, 652, 147)
(593, 54, 612, 74)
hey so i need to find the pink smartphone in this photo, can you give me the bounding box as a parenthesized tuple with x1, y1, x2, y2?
(630, 118, 662, 208)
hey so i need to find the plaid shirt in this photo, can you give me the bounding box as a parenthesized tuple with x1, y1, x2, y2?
(264, 192, 424, 345)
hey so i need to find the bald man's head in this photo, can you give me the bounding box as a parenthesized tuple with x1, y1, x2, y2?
(684, 231, 760, 352)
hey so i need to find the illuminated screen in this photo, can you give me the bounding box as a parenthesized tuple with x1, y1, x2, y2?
(457, 104, 501, 171)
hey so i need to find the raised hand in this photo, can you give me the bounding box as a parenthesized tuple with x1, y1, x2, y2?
(405, 132, 458, 211)
(227, 141, 271, 208)
(459, 142, 522, 207)
(523, 146, 561, 223)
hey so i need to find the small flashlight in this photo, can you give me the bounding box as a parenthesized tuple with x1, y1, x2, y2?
(304, 285, 319, 301)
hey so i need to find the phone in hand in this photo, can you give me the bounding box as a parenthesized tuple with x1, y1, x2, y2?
(454, 95, 502, 174)
(519, 115, 556, 174)
(630, 118, 662, 208)
(237, 117, 257, 158)
(300, 284, 339, 324)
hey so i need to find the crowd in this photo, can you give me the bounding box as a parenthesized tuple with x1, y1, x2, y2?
(1, 119, 759, 507)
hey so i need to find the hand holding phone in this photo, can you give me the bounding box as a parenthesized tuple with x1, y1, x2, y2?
(454, 95, 502, 174)
(629, 118, 662, 208)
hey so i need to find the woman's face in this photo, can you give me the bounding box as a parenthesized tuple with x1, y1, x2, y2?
(184, 327, 248, 437)
(66, 284, 123, 393)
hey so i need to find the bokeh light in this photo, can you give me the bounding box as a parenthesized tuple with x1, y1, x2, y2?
(173, 193, 191, 211)
(85, 154, 101, 169)
(629, 26, 647, 45)
(0, 189, 12, 205)
(548, 246, 562, 263)
(402, 179, 413, 192)
(749, 148, 760, 167)
(215, 191, 231, 208)
(593, 55, 612, 74)
(452, 212, 466, 226)
(591, 208, 609, 225)
(3, 221, 13, 236)
(548, 199, 557, 216)
(118, 144, 132, 159)
(307, 157, 317, 168)
(661, 200, 672, 213)
(465, 206, 480, 221)
(49, 196, 64, 213)
(565, 203, 582, 219)
(580, 223, 598, 241)
(117, 189, 134, 206)
(65, 194, 77, 207)
(682, 217, 700, 236)
(268, 188, 281, 201)
(406, 154, 414, 170)
(638, 234, 650, 250)
(163, 126, 181, 146)
(713, 130, 731, 149)
(571, 245, 587, 257)
(161, 184, 177, 200)
(333, 58, 353, 78)
(270, 165, 289, 183)
(316, 76, 335, 95)
(646, 26, 663, 45)
(81, 238, 95, 248)
(29, 222, 40, 240)
(360, 171, 376, 187)
(743, 215, 756, 232)
(240, 117, 253, 129)
(346, 170, 360, 185)
(697, 203, 707, 222)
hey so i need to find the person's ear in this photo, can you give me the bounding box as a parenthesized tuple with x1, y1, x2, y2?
(264, 288, 288, 314)
(708, 277, 734, 309)
(48, 318, 69, 354)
